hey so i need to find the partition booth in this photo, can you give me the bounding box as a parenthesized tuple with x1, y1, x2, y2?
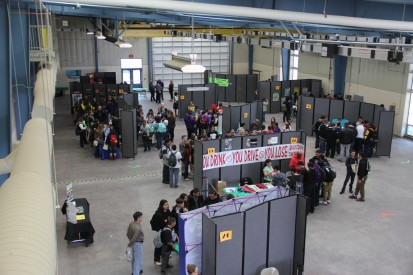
(258, 79, 322, 114)
(178, 84, 217, 119)
(221, 101, 263, 134)
(193, 131, 307, 189)
(178, 189, 307, 275)
(297, 96, 395, 157)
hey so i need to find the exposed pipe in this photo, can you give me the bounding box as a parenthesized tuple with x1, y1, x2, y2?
(31, 66, 56, 122)
(0, 148, 18, 175)
(47, 0, 413, 32)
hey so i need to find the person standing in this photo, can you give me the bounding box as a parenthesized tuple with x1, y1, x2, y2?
(142, 121, 151, 152)
(282, 96, 292, 123)
(184, 110, 196, 138)
(354, 120, 367, 153)
(173, 92, 179, 116)
(77, 119, 88, 148)
(168, 80, 174, 102)
(262, 98, 268, 122)
(339, 122, 355, 161)
(263, 159, 274, 183)
(313, 116, 325, 149)
(149, 82, 156, 102)
(161, 217, 177, 273)
(150, 200, 171, 266)
(155, 81, 162, 103)
(318, 119, 328, 154)
(349, 152, 370, 202)
(161, 139, 172, 184)
(188, 188, 205, 210)
(127, 211, 144, 275)
(340, 150, 358, 194)
(159, 79, 165, 100)
(302, 162, 317, 214)
(171, 197, 188, 234)
(168, 144, 182, 188)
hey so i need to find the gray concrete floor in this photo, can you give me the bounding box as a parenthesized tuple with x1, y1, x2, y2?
(55, 94, 413, 275)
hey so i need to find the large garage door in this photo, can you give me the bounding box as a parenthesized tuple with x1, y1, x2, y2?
(152, 37, 229, 87)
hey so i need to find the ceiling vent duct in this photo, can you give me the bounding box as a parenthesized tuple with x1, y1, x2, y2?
(163, 53, 206, 73)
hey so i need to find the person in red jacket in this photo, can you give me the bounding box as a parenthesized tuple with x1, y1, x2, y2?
(289, 152, 305, 171)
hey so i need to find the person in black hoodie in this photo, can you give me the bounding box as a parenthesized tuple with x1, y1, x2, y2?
(204, 191, 222, 206)
(318, 119, 328, 154)
(340, 150, 358, 194)
(325, 123, 338, 158)
(313, 116, 325, 149)
(150, 200, 171, 265)
(349, 152, 370, 202)
(302, 162, 318, 214)
(339, 122, 355, 161)
(170, 198, 188, 235)
(188, 188, 205, 210)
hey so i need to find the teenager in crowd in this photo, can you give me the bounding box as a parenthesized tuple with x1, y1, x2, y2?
(188, 188, 205, 210)
(349, 152, 370, 202)
(160, 217, 177, 273)
(150, 200, 170, 266)
(168, 80, 174, 102)
(168, 144, 182, 188)
(170, 197, 188, 234)
(127, 211, 144, 275)
(263, 159, 274, 183)
(204, 191, 222, 206)
(339, 122, 355, 161)
(340, 150, 358, 194)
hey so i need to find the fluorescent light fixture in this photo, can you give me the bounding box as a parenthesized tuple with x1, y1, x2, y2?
(163, 54, 206, 73)
(86, 29, 94, 35)
(95, 31, 106, 40)
(115, 40, 133, 48)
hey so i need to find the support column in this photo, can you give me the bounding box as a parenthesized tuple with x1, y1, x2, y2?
(248, 44, 253, 75)
(0, 0, 11, 185)
(281, 48, 290, 81)
(333, 55, 348, 96)
(230, 41, 234, 74)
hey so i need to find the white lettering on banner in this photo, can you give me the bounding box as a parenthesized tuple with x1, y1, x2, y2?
(202, 143, 304, 170)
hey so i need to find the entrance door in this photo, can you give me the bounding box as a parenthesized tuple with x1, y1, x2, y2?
(122, 69, 142, 88)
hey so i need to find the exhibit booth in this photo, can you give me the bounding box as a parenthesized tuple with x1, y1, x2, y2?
(296, 96, 395, 157)
(178, 188, 307, 275)
(258, 79, 322, 114)
(221, 101, 263, 134)
(193, 131, 307, 189)
(177, 84, 217, 119)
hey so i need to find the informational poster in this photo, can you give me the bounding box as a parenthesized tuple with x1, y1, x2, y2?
(203, 143, 304, 170)
(272, 93, 279, 102)
(268, 136, 278, 145)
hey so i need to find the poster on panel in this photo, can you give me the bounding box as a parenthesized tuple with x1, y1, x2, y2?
(291, 80, 301, 96)
(241, 135, 263, 184)
(270, 81, 282, 113)
(282, 80, 291, 97)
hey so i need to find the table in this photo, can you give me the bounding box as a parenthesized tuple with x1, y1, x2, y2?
(61, 198, 95, 247)
(222, 183, 274, 197)
(132, 88, 149, 95)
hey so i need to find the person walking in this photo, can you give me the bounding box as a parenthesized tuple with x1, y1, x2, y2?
(127, 211, 144, 275)
(160, 217, 177, 273)
(340, 150, 358, 194)
(150, 200, 171, 266)
(349, 152, 370, 202)
(168, 144, 182, 188)
(168, 80, 174, 102)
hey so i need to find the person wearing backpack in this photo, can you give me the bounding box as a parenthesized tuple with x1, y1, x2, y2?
(349, 152, 370, 202)
(160, 217, 177, 273)
(161, 139, 172, 184)
(340, 150, 358, 194)
(321, 161, 336, 205)
(107, 130, 118, 160)
(198, 111, 210, 135)
(150, 200, 171, 266)
(126, 211, 144, 275)
(168, 144, 182, 188)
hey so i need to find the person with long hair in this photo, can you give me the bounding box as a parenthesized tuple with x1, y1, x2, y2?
(150, 200, 170, 266)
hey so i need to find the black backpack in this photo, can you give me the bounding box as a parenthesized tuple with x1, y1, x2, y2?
(323, 163, 336, 182)
(168, 151, 177, 167)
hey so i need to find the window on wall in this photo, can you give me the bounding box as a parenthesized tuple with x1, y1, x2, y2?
(289, 50, 300, 80)
(407, 91, 413, 137)
(121, 58, 143, 87)
(152, 37, 229, 87)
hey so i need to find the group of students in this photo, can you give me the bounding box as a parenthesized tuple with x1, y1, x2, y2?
(314, 115, 378, 159)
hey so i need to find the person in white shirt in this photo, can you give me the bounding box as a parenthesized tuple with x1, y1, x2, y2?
(354, 120, 367, 153)
(168, 144, 182, 188)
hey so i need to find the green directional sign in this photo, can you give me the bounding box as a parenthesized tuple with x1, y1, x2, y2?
(209, 77, 229, 87)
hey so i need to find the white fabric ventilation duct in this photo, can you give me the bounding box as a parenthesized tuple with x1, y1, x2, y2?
(0, 68, 57, 275)
(163, 54, 206, 73)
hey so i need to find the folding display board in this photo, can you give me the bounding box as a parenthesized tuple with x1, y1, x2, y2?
(220, 137, 242, 186)
(194, 140, 220, 190)
(282, 80, 291, 97)
(69, 82, 82, 108)
(343, 101, 361, 123)
(106, 84, 118, 97)
(314, 98, 330, 123)
(300, 79, 312, 93)
(240, 104, 251, 129)
(298, 97, 315, 136)
(280, 131, 302, 172)
(230, 106, 241, 131)
(120, 109, 137, 159)
(293, 195, 308, 273)
(94, 83, 106, 106)
(268, 196, 297, 275)
(118, 84, 131, 95)
(248, 102, 257, 131)
(246, 74, 258, 103)
(376, 111, 395, 156)
(373, 105, 384, 127)
(262, 133, 282, 177)
(256, 101, 264, 124)
(311, 80, 322, 98)
(291, 80, 301, 96)
(82, 83, 94, 103)
(192, 91, 204, 111)
(270, 81, 282, 113)
(236, 75, 247, 102)
(360, 102, 375, 125)
(259, 81, 271, 105)
(202, 214, 216, 275)
(204, 84, 217, 109)
(226, 75, 236, 102)
(329, 99, 344, 121)
(222, 106, 231, 134)
(217, 75, 226, 102)
(178, 88, 192, 119)
(241, 135, 263, 184)
(243, 203, 269, 275)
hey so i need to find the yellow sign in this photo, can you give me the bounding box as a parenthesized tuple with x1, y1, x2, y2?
(290, 137, 298, 144)
(76, 214, 85, 221)
(219, 230, 233, 242)
(244, 112, 248, 118)
(306, 104, 312, 109)
(180, 95, 185, 100)
(207, 148, 215, 155)
(275, 85, 280, 90)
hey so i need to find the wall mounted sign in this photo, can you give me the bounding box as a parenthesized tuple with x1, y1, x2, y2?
(219, 230, 233, 242)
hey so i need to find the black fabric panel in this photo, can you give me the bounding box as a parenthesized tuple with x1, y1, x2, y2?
(376, 111, 395, 156)
(106, 84, 118, 97)
(256, 101, 264, 124)
(300, 79, 311, 94)
(226, 75, 236, 102)
(192, 90, 204, 111)
(236, 75, 247, 102)
(282, 80, 291, 97)
(359, 102, 375, 124)
(314, 98, 330, 124)
(246, 74, 258, 103)
(178, 87, 192, 119)
(262, 133, 282, 178)
(290, 80, 301, 96)
(240, 104, 251, 129)
(198, 139, 221, 190)
(259, 81, 271, 104)
(94, 83, 107, 106)
(82, 83, 94, 102)
(329, 99, 344, 121)
(343, 101, 361, 123)
(230, 106, 241, 131)
(280, 131, 302, 172)
(293, 195, 308, 274)
(217, 74, 226, 102)
(241, 135, 263, 184)
(202, 214, 216, 275)
(213, 213, 244, 275)
(243, 202, 269, 275)
(248, 102, 257, 131)
(222, 106, 231, 134)
(204, 84, 217, 110)
(270, 81, 282, 113)
(373, 105, 384, 127)
(299, 96, 315, 136)
(311, 80, 322, 98)
(120, 109, 136, 158)
(267, 196, 297, 274)
(220, 137, 242, 186)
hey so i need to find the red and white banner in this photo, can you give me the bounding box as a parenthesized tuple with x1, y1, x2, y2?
(203, 143, 305, 170)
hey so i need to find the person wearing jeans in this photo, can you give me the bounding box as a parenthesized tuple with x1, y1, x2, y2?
(339, 123, 355, 161)
(127, 211, 144, 275)
(161, 218, 177, 273)
(142, 121, 151, 152)
(350, 152, 370, 202)
(168, 144, 182, 188)
(340, 150, 358, 194)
